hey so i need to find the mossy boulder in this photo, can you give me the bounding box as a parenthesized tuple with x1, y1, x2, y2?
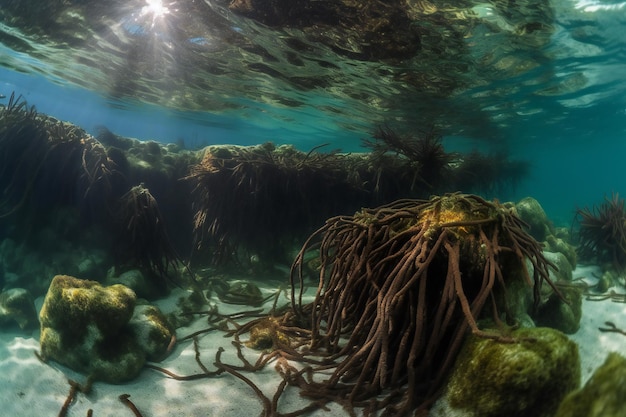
(0, 288, 38, 330)
(39, 275, 174, 383)
(440, 327, 580, 417)
(555, 352, 626, 417)
(543, 251, 573, 282)
(515, 197, 552, 241)
(546, 233, 577, 268)
(536, 286, 583, 334)
(128, 304, 175, 362)
(106, 269, 161, 300)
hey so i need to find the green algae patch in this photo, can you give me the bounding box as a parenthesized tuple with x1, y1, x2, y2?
(39, 275, 174, 383)
(555, 352, 626, 417)
(445, 327, 580, 417)
(536, 285, 583, 334)
(128, 304, 175, 362)
(39, 275, 136, 349)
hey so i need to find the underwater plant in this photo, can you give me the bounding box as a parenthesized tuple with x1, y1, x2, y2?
(185, 143, 363, 266)
(288, 193, 557, 415)
(575, 193, 626, 272)
(0, 93, 119, 224)
(453, 150, 530, 198)
(363, 124, 456, 198)
(113, 184, 183, 289)
(0, 93, 56, 218)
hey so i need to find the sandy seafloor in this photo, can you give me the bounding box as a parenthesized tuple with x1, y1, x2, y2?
(1, 264, 625, 417)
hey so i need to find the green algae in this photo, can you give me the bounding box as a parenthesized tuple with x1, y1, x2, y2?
(445, 327, 580, 417)
(555, 352, 626, 417)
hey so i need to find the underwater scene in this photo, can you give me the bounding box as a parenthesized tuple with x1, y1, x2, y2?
(1, 0, 626, 416)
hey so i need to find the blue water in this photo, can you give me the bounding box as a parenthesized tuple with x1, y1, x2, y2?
(1, 0, 626, 223)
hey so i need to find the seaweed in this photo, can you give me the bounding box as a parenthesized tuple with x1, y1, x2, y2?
(113, 184, 183, 289)
(0, 93, 119, 225)
(184, 143, 363, 267)
(362, 124, 456, 198)
(575, 193, 626, 272)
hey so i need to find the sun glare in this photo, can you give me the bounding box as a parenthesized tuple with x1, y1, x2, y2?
(140, 0, 171, 27)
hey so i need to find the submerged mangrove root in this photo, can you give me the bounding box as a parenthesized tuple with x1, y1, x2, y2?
(57, 377, 92, 417)
(119, 394, 145, 417)
(289, 193, 557, 415)
(147, 193, 558, 416)
(598, 321, 626, 336)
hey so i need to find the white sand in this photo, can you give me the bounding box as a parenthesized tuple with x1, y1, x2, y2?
(569, 264, 626, 383)
(1, 267, 625, 416)
(0, 285, 346, 417)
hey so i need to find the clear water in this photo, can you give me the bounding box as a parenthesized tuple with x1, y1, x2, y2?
(1, 0, 625, 221)
(2, 1, 626, 416)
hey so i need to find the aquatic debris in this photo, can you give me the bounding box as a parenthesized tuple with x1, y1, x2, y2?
(555, 278, 626, 303)
(119, 394, 145, 417)
(0, 287, 38, 330)
(598, 321, 626, 336)
(57, 377, 92, 417)
(146, 336, 224, 381)
(586, 290, 626, 303)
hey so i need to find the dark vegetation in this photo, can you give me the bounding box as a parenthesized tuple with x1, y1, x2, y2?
(2, 96, 568, 416)
(575, 193, 626, 272)
(1, 95, 530, 286)
(0, 93, 118, 232)
(183, 142, 362, 268)
(0, 95, 189, 290)
(113, 184, 183, 291)
(183, 125, 529, 268)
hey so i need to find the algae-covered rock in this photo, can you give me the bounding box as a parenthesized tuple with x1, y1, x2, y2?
(440, 327, 580, 417)
(536, 286, 582, 334)
(0, 288, 38, 330)
(515, 197, 552, 241)
(543, 251, 573, 282)
(106, 269, 161, 300)
(128, 304, 175, 362)
(169, 287, 207, 328)
(39, 275, 143, 382)
(555, 352, 626, 417)
(546, 232, 577, 268)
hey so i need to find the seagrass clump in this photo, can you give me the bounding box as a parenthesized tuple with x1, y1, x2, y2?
(0, 92, 117, 221)
(289, 193, 557, 415)
(114, 184, 182, 289)
(576, 193, 626, 272)
(185, 143, 361, 266)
